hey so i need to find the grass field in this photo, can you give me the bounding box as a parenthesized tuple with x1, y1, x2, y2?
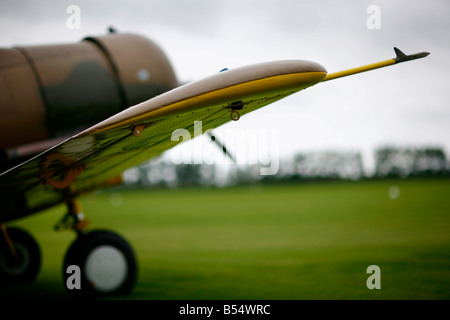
(1, 178, 449, 300)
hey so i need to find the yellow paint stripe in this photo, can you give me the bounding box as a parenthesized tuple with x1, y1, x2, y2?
(94, 71, 327, 133)
(322, 59, 396, 82)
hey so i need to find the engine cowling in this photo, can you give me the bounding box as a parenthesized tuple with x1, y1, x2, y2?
(0, 33, 178, 152)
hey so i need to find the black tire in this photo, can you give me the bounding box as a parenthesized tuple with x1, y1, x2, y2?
(0, 227, 41, 284)
(63, 230, 137, 298)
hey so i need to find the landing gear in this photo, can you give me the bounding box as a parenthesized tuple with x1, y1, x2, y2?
(0, 197, 137, 298)
(59, 198, 137, 298)
(0, 225, 41, 284)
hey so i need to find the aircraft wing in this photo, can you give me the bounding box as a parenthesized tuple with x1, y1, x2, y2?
(0, 60, 327, 223)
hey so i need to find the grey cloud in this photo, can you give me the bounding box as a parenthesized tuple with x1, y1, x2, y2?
(0, 0, 448, 155)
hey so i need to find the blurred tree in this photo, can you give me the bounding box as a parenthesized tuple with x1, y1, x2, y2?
(375, 146, 447, 178)
(175, 164, 202, 186)
(293, 150, 363, 180)
(412, 148, 447, 176)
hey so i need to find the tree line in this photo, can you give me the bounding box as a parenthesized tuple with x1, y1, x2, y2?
(122, 146, 450, 188)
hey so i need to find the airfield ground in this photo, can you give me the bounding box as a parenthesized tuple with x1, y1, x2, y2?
(1, 178, 449, 299)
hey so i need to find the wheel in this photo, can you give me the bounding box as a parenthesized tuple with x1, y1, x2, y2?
(63, 230, 137, 298)
(0, 227, 41, 284)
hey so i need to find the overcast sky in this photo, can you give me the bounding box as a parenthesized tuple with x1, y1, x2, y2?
(1, 0, 448, 173)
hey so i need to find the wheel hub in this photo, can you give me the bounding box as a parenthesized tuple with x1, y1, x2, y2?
(85, 245, 128, 292)
(0, 243, 30, 276)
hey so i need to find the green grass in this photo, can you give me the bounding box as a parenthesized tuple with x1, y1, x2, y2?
(1, 178, 449, 299)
